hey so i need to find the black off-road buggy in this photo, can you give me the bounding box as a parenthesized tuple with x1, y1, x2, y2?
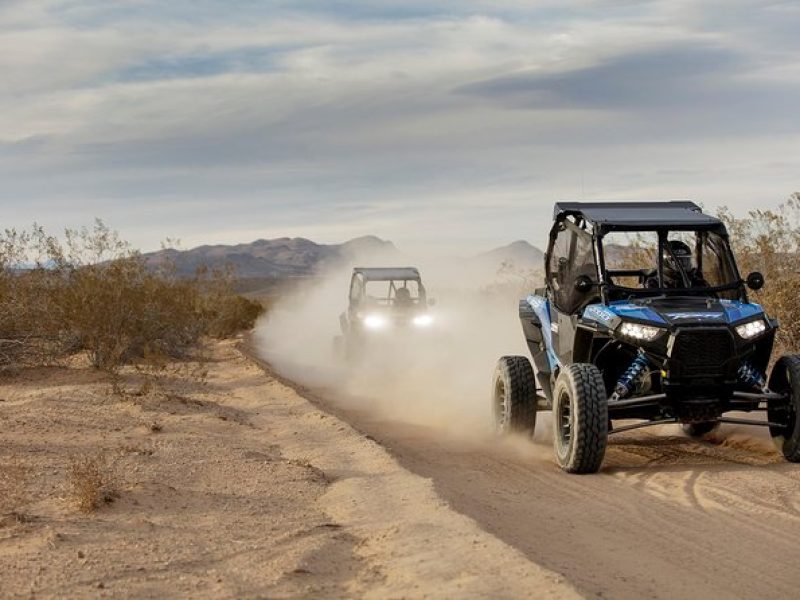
(335, 267, 436, 360)
(492, 201, 800, 473)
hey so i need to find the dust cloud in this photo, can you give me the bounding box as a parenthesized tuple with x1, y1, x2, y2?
(253, 253, 544, 439)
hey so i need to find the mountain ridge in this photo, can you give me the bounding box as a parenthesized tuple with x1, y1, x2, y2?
(143, 236, 544, 278)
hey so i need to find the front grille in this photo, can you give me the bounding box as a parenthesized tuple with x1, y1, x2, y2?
(669, 329, 734, 377)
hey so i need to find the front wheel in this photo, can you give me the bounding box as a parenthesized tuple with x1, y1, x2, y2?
(343, 334, 364, 363)
(768, 355, 800, 462)
(552, 364, 608, 473)
(492, 356, 537, 436)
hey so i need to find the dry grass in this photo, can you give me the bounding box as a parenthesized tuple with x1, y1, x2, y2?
(0, 456, 29, 524)
(720, 193, 800, 354)
(68, 454, 118, 513)
(0, 220, 264, 374)
(110, 357, 208, 399)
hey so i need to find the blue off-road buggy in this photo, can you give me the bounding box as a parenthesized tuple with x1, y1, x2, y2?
(493, 201, 800, 473)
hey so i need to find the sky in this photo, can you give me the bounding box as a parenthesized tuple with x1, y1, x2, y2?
(1, 0, 799, 254)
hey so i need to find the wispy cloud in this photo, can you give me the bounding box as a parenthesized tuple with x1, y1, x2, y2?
(0, 0, 798, 252)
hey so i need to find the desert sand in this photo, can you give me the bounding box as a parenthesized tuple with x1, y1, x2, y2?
(6, 332, 800, 599)
(0, 340, 575, 599)
(257, 359, 800, 599)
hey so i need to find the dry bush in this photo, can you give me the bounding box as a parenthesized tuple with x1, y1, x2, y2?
(0, 457, 29, 522)
(719, 193, 800, 353)
(111, 353, 210, 400)
(201, 287, 264, 338)
(48, 222, 207, 370)
(0, 220, 263, 373)
(68, 454, 117, 513)
(0, 228, 70, 366)
(486, 260, 544, 299)
(61, 260, 206, 369)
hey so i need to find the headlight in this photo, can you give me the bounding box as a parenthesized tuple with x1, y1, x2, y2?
(413, 314, 434, 327)
(735, 318, 766, 339)
(363, 314, 388, 329)
(618, 322, 662, 341)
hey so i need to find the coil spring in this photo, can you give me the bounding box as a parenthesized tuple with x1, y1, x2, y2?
(615, 351, 650, 399)
(738, 362, 766, 391)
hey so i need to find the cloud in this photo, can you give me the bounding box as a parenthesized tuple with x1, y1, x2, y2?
(458, 45, 745, 108)
(0, 1, 798, 253)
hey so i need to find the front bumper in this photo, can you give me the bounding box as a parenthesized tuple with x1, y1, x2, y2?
(621, 322, 776, 400)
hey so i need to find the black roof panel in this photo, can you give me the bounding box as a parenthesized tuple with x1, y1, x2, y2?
(554, 201, 722, 228)
(353, 267, 421, 281)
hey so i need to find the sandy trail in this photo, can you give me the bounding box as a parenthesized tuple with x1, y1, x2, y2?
(1, 341, 575, 599)
(245, 344, 800, 600)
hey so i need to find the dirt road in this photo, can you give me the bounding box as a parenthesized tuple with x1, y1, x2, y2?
(1, 341, 576, 599)
(246, 346, 800, 599)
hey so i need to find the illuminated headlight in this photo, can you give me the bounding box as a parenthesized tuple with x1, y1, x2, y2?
(618, 322, 662, 341)
(736, 319, 767, 339)
(413, 314, 434, 327)
(363, 314, 388, 329)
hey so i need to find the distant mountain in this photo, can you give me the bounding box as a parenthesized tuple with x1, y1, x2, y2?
(417, 240, 545, 286)
(142, 236, 546, 285)
(144, 235, 401, 278)
(476, 240, 544, 271)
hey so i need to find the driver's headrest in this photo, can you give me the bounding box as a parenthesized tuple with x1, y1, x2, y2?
(667, 240, 691, 258)
(664, 240, 693, 271)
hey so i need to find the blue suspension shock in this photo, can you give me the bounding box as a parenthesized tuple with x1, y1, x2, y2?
(614, 351, 650, 399)
(738, 362, 767, 391)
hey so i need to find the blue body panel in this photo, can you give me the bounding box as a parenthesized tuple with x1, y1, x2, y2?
(526, 295, 766, 368)
(605, 302, 667, 324)
(525, 294, 560, 368)
(581, 299, 765, 326)
(718, 299, 765, 323)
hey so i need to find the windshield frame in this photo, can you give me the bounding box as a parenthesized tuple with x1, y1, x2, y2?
(361, 277, 427, 307)
(596, 226, 746, 302)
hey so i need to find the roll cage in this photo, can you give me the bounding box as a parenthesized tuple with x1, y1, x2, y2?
(348, 267, 427, 310)
(545, 202, 747, 314)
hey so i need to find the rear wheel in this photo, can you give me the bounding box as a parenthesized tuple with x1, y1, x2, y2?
(681, 421, 720, 439)
(492, 356, 537, 436)
(767, 355, 800, 462)
(552, 364, 608, 474)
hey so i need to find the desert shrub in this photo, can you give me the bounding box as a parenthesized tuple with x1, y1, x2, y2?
(485, 259, 543, 300)
(719, 193, 800, 353)
(0, 230, 70, 365)
(59, 258, 205, 369)
(41, 222, 208, 370)
(204, 294, 263, 337)
(0, 220, 263, 372)
(67, 454, 117, 512)
(197, 269, 264, 337)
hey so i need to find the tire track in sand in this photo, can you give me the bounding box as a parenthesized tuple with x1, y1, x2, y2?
(244, 342, 800, 599)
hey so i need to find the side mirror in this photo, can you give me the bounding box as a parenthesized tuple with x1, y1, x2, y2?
(428, 298, 437, 307)
(746, 271, 764, 291)
(574, 275, 594, 294)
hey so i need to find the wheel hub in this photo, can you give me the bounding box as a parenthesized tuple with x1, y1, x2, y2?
(494, 380, 508, 429)
(558, 391, 572, 445)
